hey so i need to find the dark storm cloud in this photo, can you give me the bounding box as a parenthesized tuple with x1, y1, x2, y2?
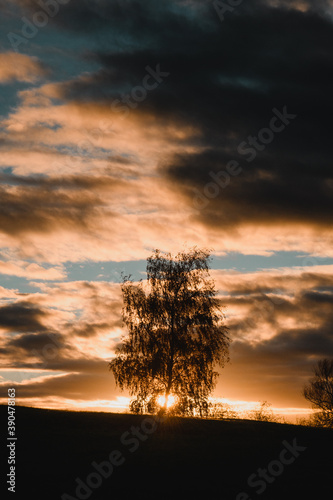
(228, 323, 333, 402)
(0, 372, 113, 400)
(1, 321, 110, 369)
(2, 0, 333, 409)
(18, 0, 332, 231)
(0, 301, 47, 332)
(266, 326, 333, 358)
(0, 174, 121, 236)
(168, 149, 333, 227)
(6, 331, 62, 351)
(0, 281, 122, 374)
(216, 270, 333, 404)
(301, 290, 333, 304)
(69, 320, 121, 338)
(222, 270, 333, 371)
(9, 0, 208, 38)
(0, 172, 126, 191)
(7, 355, 108, 374)
(236, 294, 333, 360)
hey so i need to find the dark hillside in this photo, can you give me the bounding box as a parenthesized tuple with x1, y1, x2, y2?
(1, 406, 332, 500)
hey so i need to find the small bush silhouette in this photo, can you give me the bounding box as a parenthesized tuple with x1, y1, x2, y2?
(252, 401, 278, 422)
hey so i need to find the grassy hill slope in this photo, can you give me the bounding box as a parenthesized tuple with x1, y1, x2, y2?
(1, 406, 332, 500)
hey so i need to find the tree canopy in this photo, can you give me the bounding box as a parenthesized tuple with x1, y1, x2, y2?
(109, 248, 230, 416)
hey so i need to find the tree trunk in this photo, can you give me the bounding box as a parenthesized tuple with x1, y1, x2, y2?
(164, 302, 175, 410)
(164, 390, 169, 411)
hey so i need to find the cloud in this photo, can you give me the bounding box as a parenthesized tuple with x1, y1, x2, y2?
(0, 280, 123, 374)
(0, 180, 107, 236)
(0, 0, 332, 412)
(6, 331, 64, 352)
(0, 52, 47, 84)
(0, 265, 332, 408)
(0, 258, 65, 280)
(0, 371, 116, 402)
(212, 266, 333, 405)
(2, 0, 331, 259)
(0, 301, 48, 332)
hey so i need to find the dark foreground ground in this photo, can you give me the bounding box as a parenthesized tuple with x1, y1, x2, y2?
(1, 406, 332, 500)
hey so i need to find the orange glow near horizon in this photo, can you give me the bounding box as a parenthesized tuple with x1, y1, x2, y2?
(0, 393, 314, 423)
(157, 394, 176, 409)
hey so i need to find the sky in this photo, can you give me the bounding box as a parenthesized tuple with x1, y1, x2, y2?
(0, 0, 333, 421)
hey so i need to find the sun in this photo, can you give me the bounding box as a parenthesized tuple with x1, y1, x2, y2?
(157, 394, 176, 408)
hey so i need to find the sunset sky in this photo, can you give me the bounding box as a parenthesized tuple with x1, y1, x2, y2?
(1, 0, 333, 421)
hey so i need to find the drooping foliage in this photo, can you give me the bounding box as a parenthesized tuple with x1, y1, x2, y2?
(110, 248, 230, 415)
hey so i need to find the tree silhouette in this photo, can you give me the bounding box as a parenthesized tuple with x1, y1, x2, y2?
(303, 358, 333, 427)
(109, 248, 230, 416)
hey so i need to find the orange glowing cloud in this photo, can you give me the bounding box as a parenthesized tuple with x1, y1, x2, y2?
(0, 52, 47, 83)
